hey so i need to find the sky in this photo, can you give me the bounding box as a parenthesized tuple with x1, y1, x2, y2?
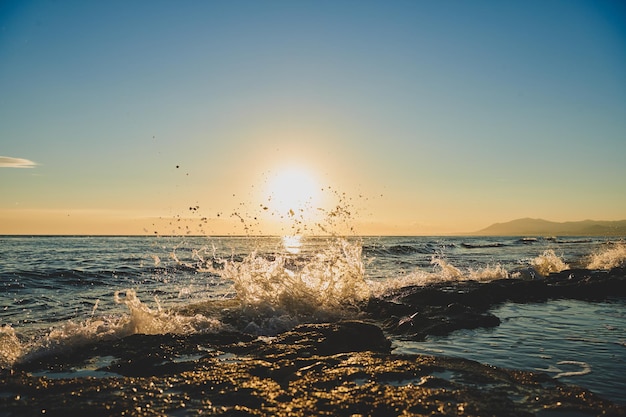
(1, 0, 625, 235)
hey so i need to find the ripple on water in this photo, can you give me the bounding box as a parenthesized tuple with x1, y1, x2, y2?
(393, 299, 626, 405)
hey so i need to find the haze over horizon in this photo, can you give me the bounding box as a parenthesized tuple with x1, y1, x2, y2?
(2, 1, 625, 236)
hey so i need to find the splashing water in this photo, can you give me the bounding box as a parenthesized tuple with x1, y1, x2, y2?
(0, 326, 22, 368)
(529, 249, 569, 276)
(467, 263, 511, 281)
(586, 242, 626, 270)
(112, 289, 221, 335)
(431, 257, 465, 281)
(220, 237, 370, 318)
(1, 290, 221, 368)
(370, 256, 511, 295)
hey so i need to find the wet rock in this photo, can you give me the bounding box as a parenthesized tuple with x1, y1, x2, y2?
(15, 331, 255, 376)
(220, 320, 392, 361)
(271, 320, 392, 356)
(2, 348, 624, 417)
(3, 270, 625, 416)
(368, 267, 626, 340)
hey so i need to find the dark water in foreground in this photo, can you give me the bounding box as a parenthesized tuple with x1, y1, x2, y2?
(1, 235, 625, 404)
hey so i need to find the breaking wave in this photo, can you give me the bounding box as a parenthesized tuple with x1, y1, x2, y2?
(586, 242, 626, 270)
(529, 249, 569, 276)
(221, 237, 370, 317)
(2, 233, 622, 369)
(371, 248, 571, 294)
(370, 256, 511, 295)
(1, 289, 221, 368)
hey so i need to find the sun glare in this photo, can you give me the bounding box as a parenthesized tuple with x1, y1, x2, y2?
(265, 167, 320, 220)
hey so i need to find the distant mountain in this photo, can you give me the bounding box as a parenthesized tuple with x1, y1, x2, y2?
(472, 218, 626, 236)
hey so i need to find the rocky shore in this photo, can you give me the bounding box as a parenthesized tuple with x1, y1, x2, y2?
(1, 268, 625, 416)
(372, 267, 626, 341)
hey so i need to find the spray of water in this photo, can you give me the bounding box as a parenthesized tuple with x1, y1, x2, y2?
(586, 242, 626, 270)
(529, 250, 569, 276)
(369, 256, 511, 296)
(1, 290, 222, 368)
(112, 289, 221, 335)
(220, 237, 370, 318)
(0, 326, 22, 368)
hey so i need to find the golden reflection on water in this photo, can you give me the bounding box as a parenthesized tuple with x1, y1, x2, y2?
(282, 235, 302, 254)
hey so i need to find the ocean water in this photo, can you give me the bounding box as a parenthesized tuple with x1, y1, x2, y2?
(1, 234, 625, 404)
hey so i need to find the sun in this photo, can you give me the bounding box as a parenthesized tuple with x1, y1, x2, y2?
(264, 167, 320, 220)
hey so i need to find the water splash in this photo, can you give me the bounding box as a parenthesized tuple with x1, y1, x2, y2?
(467, 263, 510, 281)
(220, 237, 370, 318)
(529, 249, 569, 276)
(370, 257, 510, 295)
(2, 290, 221, 368)
(0, 326, 22, 368)
(586, 242, 626, 270)
(112, 289, 221, 335)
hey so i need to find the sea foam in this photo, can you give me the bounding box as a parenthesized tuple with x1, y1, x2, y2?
(369, 256, 511, 296)
(0, 325, 22, 368)
(220, 237, 370, 317)
(1, 289, 221, 368)
(529, 249, 569, 276)
(586, 242, 626, 270)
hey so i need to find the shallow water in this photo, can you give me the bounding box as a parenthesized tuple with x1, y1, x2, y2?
(395, 299, 626, 404)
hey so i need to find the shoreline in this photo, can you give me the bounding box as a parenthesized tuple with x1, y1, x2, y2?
(3, 268, 625, 416)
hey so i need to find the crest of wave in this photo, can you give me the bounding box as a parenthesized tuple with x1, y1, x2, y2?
(50, 290, 221, 342)
(586, 242, 626, 270)
(221, 237, 370, 318)
(529, 250, 569, 276)
(370, 256, 510, 296)
(6, 290, 221, 367)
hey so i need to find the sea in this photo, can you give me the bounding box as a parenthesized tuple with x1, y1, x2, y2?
(1, 234, 625, 405)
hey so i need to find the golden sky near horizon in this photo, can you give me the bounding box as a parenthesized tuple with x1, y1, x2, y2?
(1, 1, 625, 235)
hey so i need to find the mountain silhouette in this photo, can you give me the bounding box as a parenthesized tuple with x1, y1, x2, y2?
(472, 218, 626, 236)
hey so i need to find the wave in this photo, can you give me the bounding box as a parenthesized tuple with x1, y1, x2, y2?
(2, 236, 621, 370)
(1, 238, 369, 366)
(517, 237, 539, 244)
(0, 289, 222, 369)
(363, 243, 433, 256)
(528, 250, 569, 276)
(221, 237, 370, 318)
(369, 257, 511, 295)
(372, 248, 572, 294)
(586, 242, 626, 270)
(1, 269, 116, 288)
(554, 239, 595, 244)
(461, 242, 507, 249)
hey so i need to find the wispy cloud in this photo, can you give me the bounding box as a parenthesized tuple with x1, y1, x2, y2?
(0, 156, 38, 168)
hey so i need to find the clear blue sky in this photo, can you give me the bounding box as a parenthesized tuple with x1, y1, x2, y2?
(1, 0, 625, 234)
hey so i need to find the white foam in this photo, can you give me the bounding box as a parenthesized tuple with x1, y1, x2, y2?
(537, 360, 592, 378)
(0, 325, 22, 368)
(529, 249, 569, 276)
(2, 290, 222, 368)
(586, 242, 626, 270)
(369, 256, 511, 296)
(220, 237, 370, 317)
(112, 289, 221, 335)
